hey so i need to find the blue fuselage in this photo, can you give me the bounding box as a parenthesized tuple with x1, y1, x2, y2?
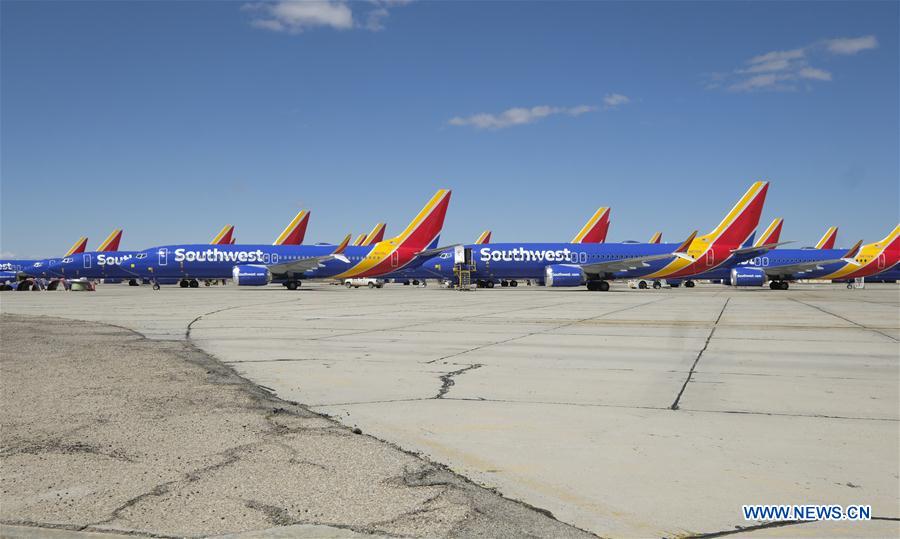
(45, 251, 141, 280)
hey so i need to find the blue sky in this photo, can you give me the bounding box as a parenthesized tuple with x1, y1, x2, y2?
(2, 0, 897, 257)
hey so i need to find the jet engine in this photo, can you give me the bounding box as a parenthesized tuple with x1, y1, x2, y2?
(232, 265, 271, 286)
(544, 264, 585, 287)
(730, 267, 766, 287)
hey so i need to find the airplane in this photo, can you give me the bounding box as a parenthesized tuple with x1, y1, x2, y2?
(402, 182, 769, 291)
(386, 206, 611, 287)
(689, 223, 898, 289)
(0, 236, 88, 279)
(39, 224, 239, 286)
(816, 226, 838, 249)
(123, 190, 452, 290)
(10, 236, 94, 288)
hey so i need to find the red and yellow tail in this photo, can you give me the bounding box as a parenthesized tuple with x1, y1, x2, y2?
(333, 189, 451, 278)
(333, 234, 352, 254)
(352, 234, 367, 246)
(753, 218, 783, 248)
(646, 181, 768, 279)
(475, 230, 492, 244)
(96, 229, 123, 252)
(649, 232, 662, 244)
(571, 207, 610, 243)
(815, 226, 838, 249)
(822, 224, 900, 280)
(64, 237, 89, 257)
(362, 223, 387, 246)
(273, 210, 310, 246)
(210, 225, 234, 246)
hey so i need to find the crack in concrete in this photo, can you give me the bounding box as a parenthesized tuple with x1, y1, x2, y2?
(789, 298, 899, 342)
(671, 298, 730, 411)
(435, 364, 483, 399)
(679, 519, 806, 538)
(185, 299, 300, 340)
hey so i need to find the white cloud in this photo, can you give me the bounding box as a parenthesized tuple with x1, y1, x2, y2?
(448, 104, 601, 130)
(825, 35, 878, 55)
(244, 0, 412, 33)
(603, 93, 631, 108)
(711, 35, 876, 93)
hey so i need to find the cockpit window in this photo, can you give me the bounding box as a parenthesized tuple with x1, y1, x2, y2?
(62, 258, 73, 263)
(136, 253, 148, 259)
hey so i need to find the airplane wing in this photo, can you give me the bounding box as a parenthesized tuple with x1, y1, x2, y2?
(401, 244, 461, 268)
(266, 254, 349, 276)
(730, 241, 793, 257)
(578, 231, 698, 275)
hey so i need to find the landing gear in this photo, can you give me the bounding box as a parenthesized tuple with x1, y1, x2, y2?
(510, 280, 518, 287)
(652, 281, 662, 289)
(128, 279, 138, 286)
(286, 281, 299, 290)
(781, 281, 789, 290)
(179, 280, 189, 288)
(152, 281, 161, 290)
(684, 280, 695, 288)
(189, 279, 199, 288)
(638, 280, 648, 289)
(587, 280, 610, 292)
(486, 280, 494, 288)
(769, 281, 789, 290)
(412, 279, 420, 286)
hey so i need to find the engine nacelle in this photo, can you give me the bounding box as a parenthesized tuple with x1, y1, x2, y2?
(544, 264, 585, 287)
(232, 265, 271, 286)
(730, 267, 766, 287)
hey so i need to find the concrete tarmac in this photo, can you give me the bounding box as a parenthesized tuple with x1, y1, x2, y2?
(2, 282, 898, 537)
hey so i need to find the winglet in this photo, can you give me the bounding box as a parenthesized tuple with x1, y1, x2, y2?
(674, 231, 698, 254)
(362, 223, 386, 246)
(352, 234, 367, 246)
(64, 237, 89, 257)
(210, 225, 235, 245)
(475, 230, 492, 244)
(273, 210, 311, 246)
(753, 218, 783, 248)
(843, 240, 863, 259)
(815, 226, 838, 250)
(332, 234, 351, 254)
(649, 232, 662, 244)
(572, 207, 611, 243)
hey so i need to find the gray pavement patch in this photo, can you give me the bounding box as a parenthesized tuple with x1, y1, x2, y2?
(0, 314, 595, 538)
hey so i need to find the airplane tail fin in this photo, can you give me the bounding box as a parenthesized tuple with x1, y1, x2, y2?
(64, 237, 89, 257)
(815, 226, 838, 249)
(571, 207, 610, 243)
(649, 232, 662, 244)
(753, 218, 783, 248)
(699, 181, 769, 248)
(273, 210, 310, 246)
(475, 230, 492, 244)
(389, 189, 452, 252)
(97, 229, 123, 252)
(870, 224, 900, 259)
(362, 223, 386, 246)
(333, 234, 352, 254)
(210, 225, 235, 246)
(352, 234, 367, 246)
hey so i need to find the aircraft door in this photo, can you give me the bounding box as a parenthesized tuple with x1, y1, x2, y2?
(391, 251, 399, 267)
(159, 248, 168, 266)
(706, 249, 714, 266)
(84, 255, 91, 269)
(877, 253, 886, 269)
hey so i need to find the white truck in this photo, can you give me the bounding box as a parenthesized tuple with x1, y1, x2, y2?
(344, 278, 385, 289)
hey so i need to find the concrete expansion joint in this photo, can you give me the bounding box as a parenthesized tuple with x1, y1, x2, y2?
(670, 298, 730, 411)
(434, 364, 483, 399)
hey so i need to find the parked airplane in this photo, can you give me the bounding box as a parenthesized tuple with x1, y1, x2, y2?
(273, 210, 310, 246)
(649, 232, 662, 244)
(123, 190, 452, 289)
(475, 230, 492, 245)
(403, 182, 769, 291)
(816, 226, 838, 249)
(41, 224, 244, 286)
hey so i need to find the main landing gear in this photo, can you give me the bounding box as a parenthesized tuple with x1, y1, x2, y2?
(284, 281, 301, 290)
(586, 280, 610, 292)
(179, 279, 200, 288)
(684, 280, 695, 288)
(499, 280, 519, 287)
(769, 280, 789, 290)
